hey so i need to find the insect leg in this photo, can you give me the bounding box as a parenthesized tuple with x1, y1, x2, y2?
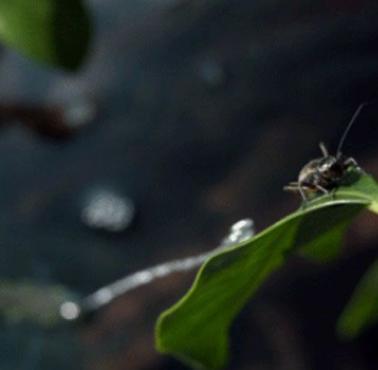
(344, 157, 366, 174)
(283, 182, 299, 191)
(344, 157, 358, 166)
(284, 182, 308, 200)
(298, 183, 308, 202)
(319, 142, 329, 157)
(284, 182, 312, 202)
(314, 183, 329, 195)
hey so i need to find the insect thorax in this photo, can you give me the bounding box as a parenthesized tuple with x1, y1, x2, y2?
(298, 155, 352, 189)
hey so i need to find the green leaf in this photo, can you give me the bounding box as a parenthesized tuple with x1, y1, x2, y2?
(337, 259, 378, 339)
(155, 173, 378, 370)
(301, 172, 378, 261)
(0, 0, 91, 70)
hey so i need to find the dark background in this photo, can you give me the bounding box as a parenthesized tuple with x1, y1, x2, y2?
(0, 0, 377, 369)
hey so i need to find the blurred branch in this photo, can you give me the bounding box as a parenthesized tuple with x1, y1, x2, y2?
(0, 103, 84, 140)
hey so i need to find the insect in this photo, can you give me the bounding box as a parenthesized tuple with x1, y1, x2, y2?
(284, 103, 369, 201)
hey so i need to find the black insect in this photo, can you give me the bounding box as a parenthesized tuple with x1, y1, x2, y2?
(284, 103, 368, 201)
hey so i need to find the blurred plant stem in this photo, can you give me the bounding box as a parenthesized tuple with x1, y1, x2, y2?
(0, 103, 76, 140)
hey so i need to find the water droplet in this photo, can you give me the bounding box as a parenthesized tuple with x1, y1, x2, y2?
(59, 301, 81, 321)
(221, 218, 255, 246)
(81, 189, 135, 232)
(92, 288, 114, 304)
(63, 96, 97, 129)
(199, 60, 226, 87)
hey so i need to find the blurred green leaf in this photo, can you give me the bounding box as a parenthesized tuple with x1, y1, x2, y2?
(155, 173, 378, 370)
(0, 279, 77, 327)
(0, 0, 91, 70)
(337, 259, 378, 339)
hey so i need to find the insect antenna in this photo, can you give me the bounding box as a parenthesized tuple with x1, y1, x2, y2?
(336, 101, 373, 157)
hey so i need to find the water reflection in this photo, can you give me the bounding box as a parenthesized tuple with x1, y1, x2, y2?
(81, 189, 135, 232)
